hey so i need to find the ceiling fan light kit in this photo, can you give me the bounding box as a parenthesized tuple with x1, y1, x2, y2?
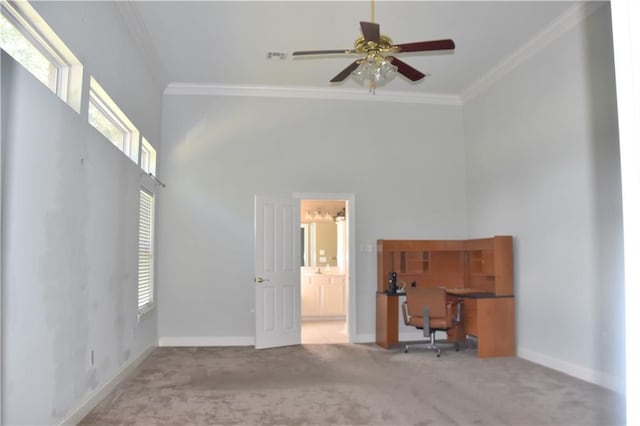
(292, 2, 455, 94)
(351, 55, 397, 93)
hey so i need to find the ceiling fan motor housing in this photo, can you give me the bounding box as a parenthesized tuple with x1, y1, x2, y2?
(354, 35, 397, 55)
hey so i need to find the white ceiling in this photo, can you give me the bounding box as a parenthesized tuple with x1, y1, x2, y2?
(125, 1, 582, 96)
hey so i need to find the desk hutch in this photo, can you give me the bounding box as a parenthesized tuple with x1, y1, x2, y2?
(375, 236, 515, 358)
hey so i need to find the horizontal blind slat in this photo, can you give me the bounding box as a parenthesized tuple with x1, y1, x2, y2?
(138, 188, 155, 310)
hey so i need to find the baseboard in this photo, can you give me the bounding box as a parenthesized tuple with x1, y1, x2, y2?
(302, 316, 346, 321)
(354, 333, 374, 343)
(158, 336, 254, 347)
(518, 347, 625, 394)
(58, 344, 156, 425)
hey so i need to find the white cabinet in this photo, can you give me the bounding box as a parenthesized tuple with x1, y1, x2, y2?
(301, 273, 346, 319)
(301, 274, 322, 316)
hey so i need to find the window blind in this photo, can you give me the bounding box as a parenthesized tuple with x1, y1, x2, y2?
(138, 188, 154, 313)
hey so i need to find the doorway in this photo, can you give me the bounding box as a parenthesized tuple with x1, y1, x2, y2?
(296, 194, 355, 344)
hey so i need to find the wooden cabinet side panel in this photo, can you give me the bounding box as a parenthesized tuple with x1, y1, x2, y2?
(476, 297, 515, 358)
(494, 236, 514, 296)
(377, 241, 387, 292)
(376, 294, 398, 349)
(463, 298, 478, 336)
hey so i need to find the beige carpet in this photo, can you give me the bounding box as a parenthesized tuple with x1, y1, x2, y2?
(80, 343, 624, 425)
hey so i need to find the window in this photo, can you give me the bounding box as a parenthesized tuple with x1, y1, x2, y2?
(0, 0, 82, 112)
(138, 188, 155, 315)
(88, 77, 139, 163)
(140, 138, 157, 175)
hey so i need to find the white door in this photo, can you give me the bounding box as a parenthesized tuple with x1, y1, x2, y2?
(254, 195, 301, 349)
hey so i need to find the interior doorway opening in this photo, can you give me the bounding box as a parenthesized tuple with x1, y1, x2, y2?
(300, 198, 349, 344)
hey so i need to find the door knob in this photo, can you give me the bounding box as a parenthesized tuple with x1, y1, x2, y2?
(255, 277, 270, 283)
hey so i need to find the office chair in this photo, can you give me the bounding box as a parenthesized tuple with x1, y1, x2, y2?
(401, 287, 463, 357)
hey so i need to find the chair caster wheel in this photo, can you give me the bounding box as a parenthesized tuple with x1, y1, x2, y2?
(455, 345, 459, 352)
(437, 353, 441, 358)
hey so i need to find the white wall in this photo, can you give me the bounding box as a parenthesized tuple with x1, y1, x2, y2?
(157, 95, 467, 342)
(463, 6, 624, 390)
(1, 3, 163, 424)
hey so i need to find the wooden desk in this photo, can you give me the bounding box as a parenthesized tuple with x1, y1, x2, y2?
(452, 293, 515, 358)
(375, 236, 514, 357)
(376, 292, 398, 348)
(375, 291, 515, 358)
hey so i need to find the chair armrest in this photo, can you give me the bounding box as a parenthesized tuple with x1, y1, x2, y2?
(401, 301, 410, 326)
(446, 299, 464, 325)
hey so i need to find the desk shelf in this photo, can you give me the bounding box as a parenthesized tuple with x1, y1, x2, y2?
(377, 237, 513, 296)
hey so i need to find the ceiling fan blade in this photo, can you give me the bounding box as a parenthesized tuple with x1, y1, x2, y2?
(388, 56, 425, 82)
(292, 49, 356, 56)
(395, 39, 455, 53)
(330, 61, 360, 83)
(360, 21, 380, 43)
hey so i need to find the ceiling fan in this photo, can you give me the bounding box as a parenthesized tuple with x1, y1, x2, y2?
(292, 2, 455, 92)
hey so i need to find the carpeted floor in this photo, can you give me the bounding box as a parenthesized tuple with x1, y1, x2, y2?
(302, 320, 347, 344)
(80, 343, 624, 425)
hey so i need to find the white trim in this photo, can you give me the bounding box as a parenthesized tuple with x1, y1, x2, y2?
(518, 347, 624, 394)
(88, 76, 140, 163)
(1, 0, 83, 112)
(164, 83, 462, 106)
(158, 336, 254, 347)
(461, 2, 604, 103)
(302, 316, 346, 321)
(293, 193, 357, 344)
(355, 333, 375, 344)
(57, 345, 156, 426)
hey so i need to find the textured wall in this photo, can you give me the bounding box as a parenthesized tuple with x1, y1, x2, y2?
(1, 2, 162, 423)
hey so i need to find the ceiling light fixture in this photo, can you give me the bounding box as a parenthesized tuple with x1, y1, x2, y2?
(304, 210, 338, 222)
(351, 0, 396, 93)
(352, 52, 397, 93)
(291, 0, 455, 94)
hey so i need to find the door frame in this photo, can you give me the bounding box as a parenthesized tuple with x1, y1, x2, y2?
(293, 192, 356, 343)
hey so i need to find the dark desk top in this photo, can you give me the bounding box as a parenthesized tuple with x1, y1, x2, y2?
(377, 290, 513, 299)
(451, 292, 499, 299)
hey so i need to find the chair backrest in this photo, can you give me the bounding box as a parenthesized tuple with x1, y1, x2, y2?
(405, 286, 447, 319)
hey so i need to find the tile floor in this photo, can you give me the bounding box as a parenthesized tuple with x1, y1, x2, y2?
(301, 319, 348, 344)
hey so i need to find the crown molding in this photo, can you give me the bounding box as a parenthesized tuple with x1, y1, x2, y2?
(461, 1, 605, 104)
(164, 83, 462, 106)
(115, 1, 168, 91)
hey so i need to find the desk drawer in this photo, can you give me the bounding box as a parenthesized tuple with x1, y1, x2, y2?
(463, 298, 478, 336)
